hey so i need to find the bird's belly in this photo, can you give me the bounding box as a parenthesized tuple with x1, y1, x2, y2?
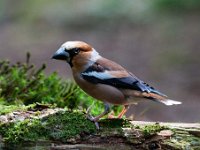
(73, 75, 127, 105)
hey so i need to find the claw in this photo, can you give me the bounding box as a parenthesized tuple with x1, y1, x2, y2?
(87, 114, 100, 129)
(94, 122, 100, 129)
(86, 102, 111, 130)
(86, 103, 100, 129)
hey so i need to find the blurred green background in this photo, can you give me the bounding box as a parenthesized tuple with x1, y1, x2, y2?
(0, 0, 200, 122)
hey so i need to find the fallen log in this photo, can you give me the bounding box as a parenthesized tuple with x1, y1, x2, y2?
(0, 107, 199, 150)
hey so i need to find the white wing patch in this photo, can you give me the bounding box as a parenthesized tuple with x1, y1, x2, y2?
(160, 99, 182, 105)
(82, 71, 113, 80)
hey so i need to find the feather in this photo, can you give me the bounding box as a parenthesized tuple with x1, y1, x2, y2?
(81, 59, 167, 97)
(159, 99, 182, 105)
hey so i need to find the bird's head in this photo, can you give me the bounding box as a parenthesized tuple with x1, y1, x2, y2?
(52, 41, 101, 69)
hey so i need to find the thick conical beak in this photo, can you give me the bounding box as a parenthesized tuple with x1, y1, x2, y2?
(52, 47, 70, 60)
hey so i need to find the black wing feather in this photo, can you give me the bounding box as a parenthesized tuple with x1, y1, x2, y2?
(82, 64, 167, 97)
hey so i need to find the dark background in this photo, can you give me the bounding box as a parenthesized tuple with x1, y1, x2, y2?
(0, 0, 200, 122)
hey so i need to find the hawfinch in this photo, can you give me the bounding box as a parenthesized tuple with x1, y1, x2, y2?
(52, 41, 181, 128)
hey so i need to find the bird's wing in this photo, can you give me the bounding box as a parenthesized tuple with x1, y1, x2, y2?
(81, 58, 167, 97)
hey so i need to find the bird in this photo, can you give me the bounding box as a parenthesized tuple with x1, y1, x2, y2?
(52, 41, 181, 128)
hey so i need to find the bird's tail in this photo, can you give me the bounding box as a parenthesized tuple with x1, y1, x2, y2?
(158, 99, 182, 106)
(143, 92, 182, 106)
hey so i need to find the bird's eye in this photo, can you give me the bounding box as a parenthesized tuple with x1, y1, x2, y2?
(74, 48, 80, 54)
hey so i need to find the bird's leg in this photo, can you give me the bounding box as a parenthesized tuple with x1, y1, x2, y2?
(108, 110, 115, 119)
(117, 105, 130, 118)
(93, 103, 111, 121)
(87, 103, 111, 129)
(86, 101, 95, 119)
(108, 105, 130, 119)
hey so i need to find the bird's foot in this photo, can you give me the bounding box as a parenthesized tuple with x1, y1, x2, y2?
(86, 103, 100, 129)
(117, 113, 124, 119)
(108, 111, 124, 119)
(86, 102, 111, 130)
(108, 111, 116, 119)
(87, 114, 100, 129)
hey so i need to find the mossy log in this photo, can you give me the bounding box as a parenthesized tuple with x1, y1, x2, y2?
(71, 120, 200, 150)
(128, 121, 200, 150)
(0, 107, 199, 150)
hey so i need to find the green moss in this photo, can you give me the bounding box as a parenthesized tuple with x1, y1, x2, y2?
(0, 104, 35, 115)
(99, 118, 132, 129)
(164, 129, 200, 149)
(0, 53, 122, 116)
(0, 111, 96, 144)
(0, 53, 127, 145)
(136, 123, 167, 136)
(0, 104, 23, 115)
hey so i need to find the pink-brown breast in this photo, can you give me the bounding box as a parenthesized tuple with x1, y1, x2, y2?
(73, 72, 128, 105)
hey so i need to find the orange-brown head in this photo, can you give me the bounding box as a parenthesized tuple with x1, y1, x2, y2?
(52, 41, 101, 70)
